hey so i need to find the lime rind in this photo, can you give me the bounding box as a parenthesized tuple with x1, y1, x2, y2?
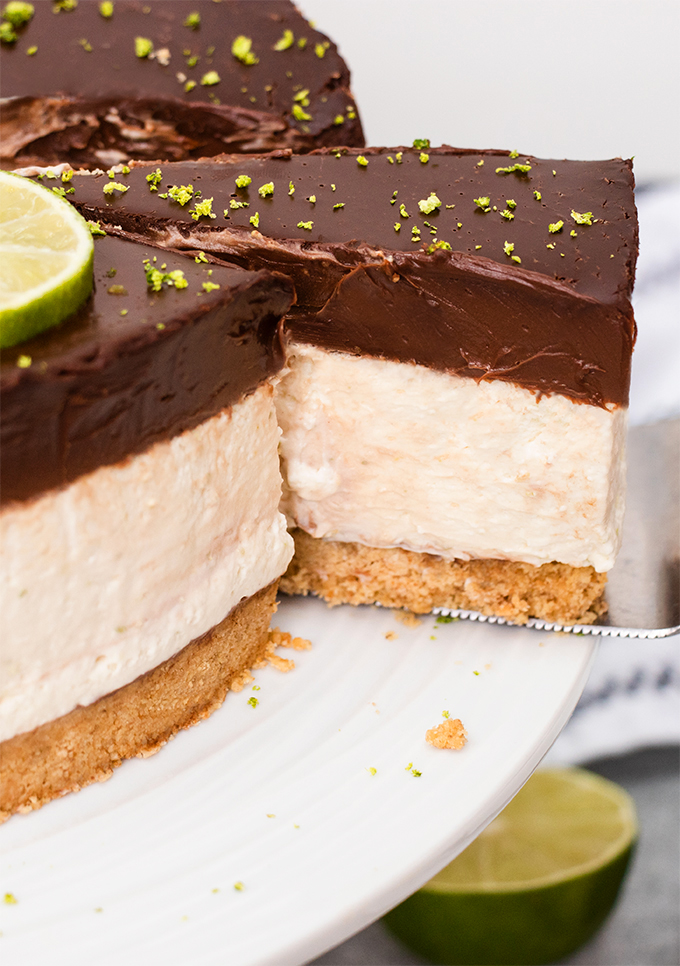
(384, 767, 638, 966)
(426, 767, 638, 892)
(0, 170, 94, 348)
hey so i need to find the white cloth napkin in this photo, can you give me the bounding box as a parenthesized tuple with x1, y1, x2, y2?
(547, 184, 680, 766)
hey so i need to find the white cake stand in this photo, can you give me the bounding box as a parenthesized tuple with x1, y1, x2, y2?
(0, 597, 595, 966)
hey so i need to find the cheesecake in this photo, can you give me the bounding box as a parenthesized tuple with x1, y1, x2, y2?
(0, 231, 295, 820)
(0, 0, 364, 168)
(56, 145, 638, 624)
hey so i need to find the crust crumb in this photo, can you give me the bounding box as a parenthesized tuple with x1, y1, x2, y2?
(394, 610, 422, 628)
(384, 630, 398, 640)
(426, 718, 468, 750)
(268, 627, 312, 650)
(267, 653, 295, 672)
(230, 669, 255, 693)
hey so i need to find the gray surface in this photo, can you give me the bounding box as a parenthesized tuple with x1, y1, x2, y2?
(308, 747, 680, 966)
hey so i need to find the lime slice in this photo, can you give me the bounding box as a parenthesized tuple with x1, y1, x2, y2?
(384, 768, 637, 965)
(0, 170, 94, 349)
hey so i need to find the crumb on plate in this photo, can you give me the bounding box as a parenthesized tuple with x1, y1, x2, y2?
(426, 718, 468, 750)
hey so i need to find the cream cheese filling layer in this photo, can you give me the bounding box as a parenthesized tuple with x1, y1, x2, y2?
(0, 383, 293, 743)
(275, 344, 627, 572)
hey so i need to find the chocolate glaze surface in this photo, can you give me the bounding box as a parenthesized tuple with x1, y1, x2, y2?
(63, 146, 638, 406)
(1, 0, 364, 164)
(1, 233, 294, 505)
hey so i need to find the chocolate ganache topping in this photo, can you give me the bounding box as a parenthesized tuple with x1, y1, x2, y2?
(61, 145, 638, 407)
(0, 233, 294, 505)
(0, 0, 364, 166)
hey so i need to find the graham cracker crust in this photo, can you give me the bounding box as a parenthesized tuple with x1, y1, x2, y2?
(0, 581, 278, 823)
(281, 530, 607, 625)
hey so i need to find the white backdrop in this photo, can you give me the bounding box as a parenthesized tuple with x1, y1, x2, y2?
(301, 0, 680, 185)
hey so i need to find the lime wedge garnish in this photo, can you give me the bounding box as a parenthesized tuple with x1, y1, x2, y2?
(384, 767, 637, 965)
(0, 170, 94, 349)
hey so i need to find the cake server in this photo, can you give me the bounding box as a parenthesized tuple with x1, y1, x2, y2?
(433, 418, 680, 639)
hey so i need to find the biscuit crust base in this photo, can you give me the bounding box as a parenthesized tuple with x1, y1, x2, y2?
(281, 530, 607, 625)
(0, 581, 278, 823)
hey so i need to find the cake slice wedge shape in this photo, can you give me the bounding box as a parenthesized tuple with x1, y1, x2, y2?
(0, 230, 295, 821)
(56, 144, 638, 625)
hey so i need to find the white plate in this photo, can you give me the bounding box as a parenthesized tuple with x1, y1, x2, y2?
(0, 597, 595, 966)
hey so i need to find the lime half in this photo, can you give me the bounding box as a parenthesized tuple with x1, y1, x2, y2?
(384, 768, 637, 965)
(0, 170, 94, 349)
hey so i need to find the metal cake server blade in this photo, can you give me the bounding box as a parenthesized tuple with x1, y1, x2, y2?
(433, 418, 680, 639)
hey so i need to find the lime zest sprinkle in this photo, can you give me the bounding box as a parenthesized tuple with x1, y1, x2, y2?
(571, 209, 594, 225)
(418, 192, 441, 215)
(194, 251, 208, 263)
(247, 696, 259, 707)
(292, 103, 311, 121)
(145, 168, 163, 191)
(235, 174, 252, 189)
(476, 159, 484, 166)
(4, 1, 34, 26)
(509, 149, 519, 158)
(533, 190, 542, 201)
(53, 0, 77, 10)
(297, 220, 313, 230)
(4, 892, 18, 904)
(419, 152, 429, 164)
(332, 202, 344, 210)
(395, 151, 403, 163)
(229, 199, 248, 209)
(26, 43, 36, 53)
(103, 181, 129, 195)
(258, 182, 274, 198)
(190, 197, 215, 221)
(134, 36, 153, 58)
(473, 196, 491, 211)
(201, 70, 220, 86)
(427, 240, 452, 253)
(249, 211, 260, 228)
(143, 259, 188, 291)
(357, 155, 369, 167)
(333, 114, 344, 125)
(506, 199, 517, 209)
(273, 28, 294, 51)
(413, 137, 430, 149)
(17, 354, 31, 368)
(167, 184, 194, 206)
(87, 220, 107, 236)
(442, 710, 450, 718)
(184, 80, 196, 92)
(183, 11, 200, 29)
(495, 163, 532, 175)
(314, 40, 329, 58)
(99, 0, 113, 15)
(399, 203, 409, 219)
(394, 222, 401, 232)
(570, 229, 578, 237)
(549, 220, 564, 233)
(288, 181, 296, 196)
(233, 882, 245, 892)
(232, 35, 258, 65)
(367, 767, 377, 776)
(500, 209, 514, 220)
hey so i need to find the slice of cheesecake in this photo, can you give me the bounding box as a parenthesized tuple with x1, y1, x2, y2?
(0, 231, 295, 821)
(0, 0, 364, 167)
(57, 144, 638, 624)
